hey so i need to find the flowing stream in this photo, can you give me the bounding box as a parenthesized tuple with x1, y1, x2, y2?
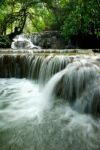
(0, 51, 100, 150)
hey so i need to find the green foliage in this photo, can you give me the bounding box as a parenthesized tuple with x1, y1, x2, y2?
(0, 35, 10, 48)
(0, 0, 99, 41)
(0, 0, 54, 35)
(60, 0, 100, 39)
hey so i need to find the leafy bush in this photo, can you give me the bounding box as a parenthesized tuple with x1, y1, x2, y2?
(0, 36, 10, 48)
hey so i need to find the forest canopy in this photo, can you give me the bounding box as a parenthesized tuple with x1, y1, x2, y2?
(0, 0, 100, 47)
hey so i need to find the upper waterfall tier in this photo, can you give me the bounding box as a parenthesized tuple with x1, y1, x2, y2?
(11, 35, 41, 49)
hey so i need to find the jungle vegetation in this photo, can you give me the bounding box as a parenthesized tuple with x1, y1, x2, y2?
(0, 0, 100, 48)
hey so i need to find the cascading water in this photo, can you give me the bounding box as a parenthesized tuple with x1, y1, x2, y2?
(0, 52, 100, 150)
(11, 35, 41, 49)
(39, 55, 71, 86)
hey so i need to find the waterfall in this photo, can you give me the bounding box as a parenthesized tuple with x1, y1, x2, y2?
(39, 55, 71, 86)
(0, 55, 29, 78)
(74, 79, 100, 115)
(28, 55, 45, 80)
(0, 54, 72, 81)
(0, 52, 100, 150)
(41, 59, 100, 115)
(11, 35, 41, 49)
(42, 67, 68, 102)
(0, 53, 100, 115)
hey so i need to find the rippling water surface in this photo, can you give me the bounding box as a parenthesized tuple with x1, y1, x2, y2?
(0, 78, 100, 150)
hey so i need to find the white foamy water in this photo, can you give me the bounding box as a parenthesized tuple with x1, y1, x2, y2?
(0, 78, 49, 127)
(0, 78, 100, 150)
(11, 35, 41, 49)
